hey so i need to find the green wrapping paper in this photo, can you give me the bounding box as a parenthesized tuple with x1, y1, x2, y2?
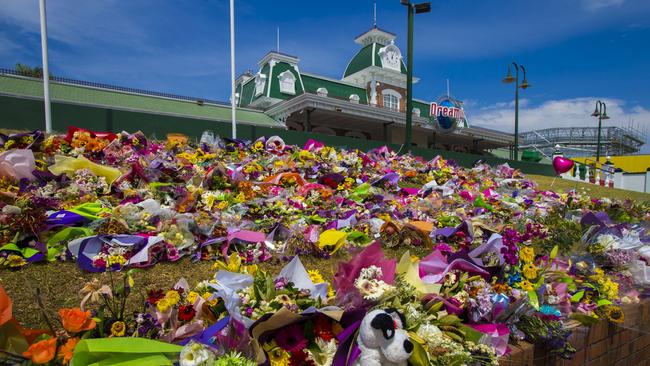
(46, 227, 94, 261)
(68, 202, 111, 221)
(71, 338, 182, 366)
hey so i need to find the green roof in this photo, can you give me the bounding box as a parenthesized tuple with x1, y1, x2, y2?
(343, 43, 407, 78)
(302, 74, 368, 104)
(0, 74, 280, 127)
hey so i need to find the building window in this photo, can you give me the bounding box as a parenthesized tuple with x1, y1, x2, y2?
(317, 87, 328, 97)
(278, 71, 296, 95)
(383, 94, 399, 110)
(349, 94, 360, 103)
(382, 89, 401, 110)
(254, 72, 267, 96)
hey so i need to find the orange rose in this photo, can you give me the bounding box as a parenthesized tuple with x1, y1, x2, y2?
(23, 337, 57, 364)
(58, 308, 96, 333)
(57, 337, 79, 364)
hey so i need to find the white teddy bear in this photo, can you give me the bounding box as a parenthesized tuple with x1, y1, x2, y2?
(354, 309, 414, 366)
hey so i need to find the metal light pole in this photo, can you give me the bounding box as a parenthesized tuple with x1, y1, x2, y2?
(401, 0, 430, 151)
(39, 0, 52, 133)
(502, 62, 530, 161)
(590, 100, 609, 162)
(229, 0, 237, 139)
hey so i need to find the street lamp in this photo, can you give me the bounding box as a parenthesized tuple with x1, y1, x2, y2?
(401, 0, 431, 151)
(502, 62, 530, 161)
(590, 100, 609, 162)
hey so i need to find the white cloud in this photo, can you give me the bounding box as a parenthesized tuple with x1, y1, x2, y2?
(470, 97, 650, 153)
(582, 0, 625, 11)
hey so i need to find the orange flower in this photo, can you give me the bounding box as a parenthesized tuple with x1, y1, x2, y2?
(57, 337, 79, 364)
(23, 337, 57, 364)
(59, 308, 96, 333)
(0, 286, 12, 326)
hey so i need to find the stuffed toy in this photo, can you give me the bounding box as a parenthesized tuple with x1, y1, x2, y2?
(354, 308, 413, 366)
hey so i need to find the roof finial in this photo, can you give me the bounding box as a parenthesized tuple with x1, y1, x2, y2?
(276, 27, 280, 53)
(373, 1, 377, 27)
(446, 79, 450, 97)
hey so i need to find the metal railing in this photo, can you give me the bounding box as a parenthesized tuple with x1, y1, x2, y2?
(0, 67, 231, 107)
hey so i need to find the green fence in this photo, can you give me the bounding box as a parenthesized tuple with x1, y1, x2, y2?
(0, 95, 555, 176)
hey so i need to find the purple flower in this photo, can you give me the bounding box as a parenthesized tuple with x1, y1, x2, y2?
(274, 323, 308, 353)
(274, 277, 287, 290)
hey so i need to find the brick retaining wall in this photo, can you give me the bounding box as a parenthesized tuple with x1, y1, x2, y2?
(499, 301, 650, 366)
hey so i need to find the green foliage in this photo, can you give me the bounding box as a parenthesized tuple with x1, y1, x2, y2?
(15, 63, 44, 78)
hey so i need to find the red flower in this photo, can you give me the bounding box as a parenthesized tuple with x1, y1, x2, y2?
(314, 315, 334, 342)
(147, 289, 165, 305)
(92, 258, 106, 269)
(178, 305, 196, 322)
(289, 349, 313, 366)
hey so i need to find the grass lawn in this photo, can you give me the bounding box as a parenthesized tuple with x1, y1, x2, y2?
(528, 174, 650, 201)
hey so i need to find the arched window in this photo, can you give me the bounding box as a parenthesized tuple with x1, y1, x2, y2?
(278, 71, 296, 95)
(317, 87, 328, 97)
(382, 89, 402, 111)
(349, 94, 360, 103)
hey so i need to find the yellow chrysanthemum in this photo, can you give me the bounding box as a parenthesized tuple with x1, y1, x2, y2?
(107, 255, 126, 267)
(186, 291, 199, 305)
(156, 298, 171, 312)
(519, 280, 534, 291)
(519, 247, 535, 263)
(264, 343, 291, 366)
(522, 263, 538, 280)
(165, 290, 180, 305)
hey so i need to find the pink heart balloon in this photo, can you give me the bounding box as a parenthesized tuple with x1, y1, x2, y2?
(553, 156, 575, 175)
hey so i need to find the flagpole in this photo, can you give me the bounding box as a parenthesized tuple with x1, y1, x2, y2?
(229, 0, 236, 139)
(39, 0, 52, 133)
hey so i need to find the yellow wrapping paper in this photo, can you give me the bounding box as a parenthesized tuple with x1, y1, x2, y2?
(397, 251, 440, 297)
(48, 155, 122, 188)
(317, 229, 348, 254)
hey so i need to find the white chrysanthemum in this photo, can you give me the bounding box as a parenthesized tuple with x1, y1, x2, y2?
(597, 234, 619, 250)
(179, 342, 215, 366)
(305, 337, 337, 366)
(358, 265, 384, 280)
(417, 323, 443, 340)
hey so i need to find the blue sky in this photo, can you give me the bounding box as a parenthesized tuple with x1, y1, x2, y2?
(1, 0, 649, 151)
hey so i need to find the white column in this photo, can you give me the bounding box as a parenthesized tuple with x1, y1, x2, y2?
(613, 171, 623, 189)
(39, 0, 52, 133)
(229, 0, 236, 139)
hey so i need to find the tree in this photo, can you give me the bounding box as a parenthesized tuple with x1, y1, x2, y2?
(15, 63, 44, 78)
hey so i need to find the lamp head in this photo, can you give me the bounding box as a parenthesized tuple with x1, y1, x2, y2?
(591, 106, 601, 117)
(414, 2, 431, 13)
(520, 78, 530, 89)
(601, 112, 610, 120)
(502, 66, 515, 84)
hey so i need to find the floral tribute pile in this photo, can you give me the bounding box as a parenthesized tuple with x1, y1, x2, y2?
(0, 127, 649, 365)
